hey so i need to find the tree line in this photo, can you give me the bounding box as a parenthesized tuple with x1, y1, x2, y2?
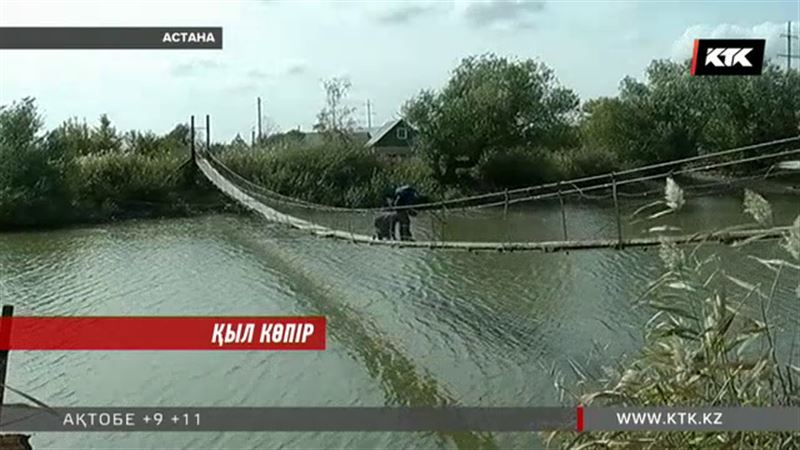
(1, 53, 798, 228)
(402, 54, 800, 190)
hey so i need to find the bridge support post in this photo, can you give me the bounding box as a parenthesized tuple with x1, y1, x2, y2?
(205, 115, 211, 155)
(612, 173, 623, 249)
(503, 189, 509, 219)
(0, 304, 14, 423)
(430, 212, 436, 242)
(190, 115, 196, 161)
(558, 182, 568, 241)
(441, 205, 447, 242)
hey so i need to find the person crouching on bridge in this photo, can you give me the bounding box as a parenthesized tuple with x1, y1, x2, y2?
(374, 211, 399, 240)
(373, 185, 422, 241)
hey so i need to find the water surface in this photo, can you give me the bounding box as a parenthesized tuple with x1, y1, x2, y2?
(0, 193, 798, 450)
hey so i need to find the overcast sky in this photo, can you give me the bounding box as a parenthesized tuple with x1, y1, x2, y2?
(1, 0, 798, 142)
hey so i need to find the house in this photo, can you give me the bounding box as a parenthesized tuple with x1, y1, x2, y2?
(276, 119, 416, 157)
(300, 130, 371, 147)
(364, 119, 416, 157)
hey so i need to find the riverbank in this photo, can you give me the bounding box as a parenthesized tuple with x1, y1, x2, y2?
(0, 152, 233, 232)
(2, 147, 798, 233)
(1, 93, 798, 231)
(0, 139, 619, 231)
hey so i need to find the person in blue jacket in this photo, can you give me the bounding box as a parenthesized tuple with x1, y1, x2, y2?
(373, 185, 422, 241)
(392, 185, 420, 241)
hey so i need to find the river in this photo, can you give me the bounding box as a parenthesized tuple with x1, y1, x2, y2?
(0, 193, 798, 450)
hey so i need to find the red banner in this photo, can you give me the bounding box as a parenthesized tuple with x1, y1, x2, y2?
(0, 316, 326, 350)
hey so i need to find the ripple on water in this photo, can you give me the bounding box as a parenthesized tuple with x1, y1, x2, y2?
(2, 206, 798, 449)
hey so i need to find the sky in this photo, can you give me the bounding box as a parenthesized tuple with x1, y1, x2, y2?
(1, 0, 798, 142)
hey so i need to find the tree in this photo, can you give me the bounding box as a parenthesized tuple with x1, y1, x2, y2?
(53, 118, 92, 156)
(90, 114, 121, 153)
(230, 133, 248, 150)
(403, 53, 579, 186)
(702, 63, 800, 152)
(581, 59, 800, 167)
(0, 98, 75, 227)
(165, 123, 190, 146)
(257, 116, 281, 146)
(313, 77, 357, 142)
(262, 129, 305, 148)
(123, 130, 164, 157)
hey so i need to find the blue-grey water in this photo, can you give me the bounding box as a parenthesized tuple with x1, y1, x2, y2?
(0, 192, 798, 449)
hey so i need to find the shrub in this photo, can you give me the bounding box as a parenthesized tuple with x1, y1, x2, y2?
(71, 153, 183, 218)
(218, 142, 386, 207)
(0, 98, 76, 228)
(553, 146, 622, 180)
(474, 147, 561, 190)
(386, 157, 439, 198)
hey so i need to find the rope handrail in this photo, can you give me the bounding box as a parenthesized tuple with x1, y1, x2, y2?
(202, 135, 800, 213)
(196, 155, 796, 251)
(196, 154, 800, 252)
(201, 143, 800, 214)
(423, 134, 800, 210)
(466, 147, 800, 210)
(202, 151, 324, 208)
(229, 161, 794, 218)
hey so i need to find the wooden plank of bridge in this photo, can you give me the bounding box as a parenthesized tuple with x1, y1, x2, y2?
(612, 172, 623, 249)
(558, 182, 568, 241)
(197, 156, 791, 253)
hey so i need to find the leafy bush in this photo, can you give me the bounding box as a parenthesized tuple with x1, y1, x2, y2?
(386, 157, 439, 199)
(52, 118, 93, 156)
(71, 153, 182, 217)
(474, 147, 561, 190)
(553, 146, 622, 180)
(216, 141, 445, 208)
(51, 114, 122, 156)
(0, 98, 210, 228)
(0, 98, 76, 228)
(219, 141, 385, 207)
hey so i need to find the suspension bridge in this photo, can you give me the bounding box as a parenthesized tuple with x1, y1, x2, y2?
(191, 121, 800, 253)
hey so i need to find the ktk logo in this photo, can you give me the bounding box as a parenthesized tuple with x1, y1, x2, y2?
(691, 39, 765, 76)
(706, 48, 753, 67)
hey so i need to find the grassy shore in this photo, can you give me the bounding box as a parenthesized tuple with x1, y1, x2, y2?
(2, 133, 797, 232)
(0, 99, 630, 231)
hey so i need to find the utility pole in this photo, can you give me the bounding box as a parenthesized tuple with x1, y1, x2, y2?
(257, 96, 263, 144)
(365, 99, 373, 129)
(779, 21, 799, 71)
(205, 115, 210, 152)
(190, 115, 196, 161)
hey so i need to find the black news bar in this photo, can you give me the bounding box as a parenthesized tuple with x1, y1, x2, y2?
(0, 406, 574, 432)
(1, 406, 796, 432)
(0, 27, 222, 49)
